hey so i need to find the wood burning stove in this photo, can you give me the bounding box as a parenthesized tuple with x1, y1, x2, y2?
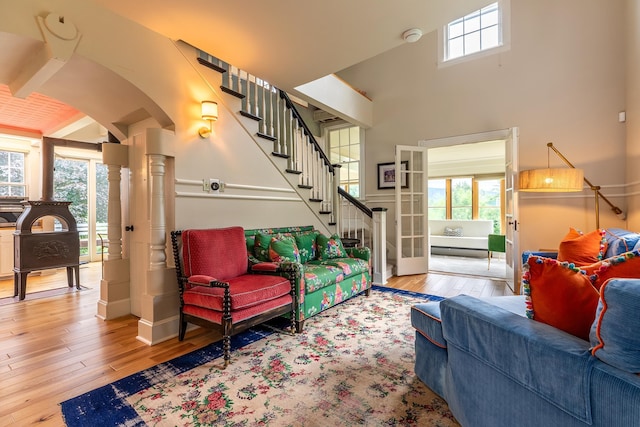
(12, 137, 95, 300)
(13, 201, 80, 300)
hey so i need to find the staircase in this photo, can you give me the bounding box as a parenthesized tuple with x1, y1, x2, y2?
(196, 49, 389, 284)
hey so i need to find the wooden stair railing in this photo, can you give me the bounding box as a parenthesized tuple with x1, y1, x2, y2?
(197, 50, 336, 224)
(195, 49, 388, 284)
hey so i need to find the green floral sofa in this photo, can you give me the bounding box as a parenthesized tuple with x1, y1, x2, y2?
(245, 225, 371, 332)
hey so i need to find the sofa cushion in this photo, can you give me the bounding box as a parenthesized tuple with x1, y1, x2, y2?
(295, 230, 319, 264)
(317, 233, 347, 260)
(583, 250, 640, 291)
(183, 273, 292, 311)
(269, 234, 300, 263)
(557, 227, 606, 265)
(317, 257, 369, 277)
(183, 293, 292, 324)
(303, 262, 344, 293)
(523, 255, 599, 340)
(590, 279, 640, 373)
(412, 296, 526, 350)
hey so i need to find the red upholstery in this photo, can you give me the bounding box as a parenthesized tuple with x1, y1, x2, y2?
(184, 274, 292, 311)
(182, 227, 248, 281)
(183, 294, 293, 323)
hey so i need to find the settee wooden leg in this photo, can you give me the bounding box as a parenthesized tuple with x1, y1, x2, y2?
(295, 320, 304, 333)
(178, 313, 187, 341)
(365, 288, 372, 297)
(223, 335, 230, 368)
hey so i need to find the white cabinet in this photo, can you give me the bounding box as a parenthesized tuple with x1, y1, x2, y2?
(0, 229, 14, 277)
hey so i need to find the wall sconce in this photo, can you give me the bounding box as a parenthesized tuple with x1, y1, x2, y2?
(519, 142, 625, 228)
(198, 100, 218, 138)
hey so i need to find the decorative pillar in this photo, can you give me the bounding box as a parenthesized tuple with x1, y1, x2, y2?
(372, 207, 388, 285)
(98, 143, 130, 320)
(106, 164, 123, 260)
(148, 153, 167, 270)
(137, 128, 177, 345)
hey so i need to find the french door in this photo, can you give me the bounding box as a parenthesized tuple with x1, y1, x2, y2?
(53, 156, 108, 262)
(395, 145, 428, 275)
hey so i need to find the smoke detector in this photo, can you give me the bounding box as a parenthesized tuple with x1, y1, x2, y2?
(402, 28, 423, 43)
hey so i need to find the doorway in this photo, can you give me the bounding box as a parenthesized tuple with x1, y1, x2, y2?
(53, 154, 108, 263)
(420, 130, 514, 281)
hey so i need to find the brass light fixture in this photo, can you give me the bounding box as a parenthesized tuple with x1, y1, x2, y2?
(519, 142, 625, 228)
(198, 100, 218, 138)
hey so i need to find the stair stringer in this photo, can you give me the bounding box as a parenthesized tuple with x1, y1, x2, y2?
(223, 92, 337, 236)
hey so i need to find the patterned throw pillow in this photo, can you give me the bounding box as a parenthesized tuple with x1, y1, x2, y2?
(443, 226, 463, 237)
(317, 233, 346, 260)
(294, 230, 319, 264)
(268, 235, 300, 263)
(523, 255, 599, 340)
(557, 228, 607, 265)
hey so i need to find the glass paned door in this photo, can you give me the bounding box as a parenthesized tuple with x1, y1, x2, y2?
(395, 145, 428, 276)
(95, 162, 108, 258)
(54, 158, 89, 262)
(54, 157, 107, 262)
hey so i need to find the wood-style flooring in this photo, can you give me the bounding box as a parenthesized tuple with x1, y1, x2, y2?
(0, 261, 510, 426)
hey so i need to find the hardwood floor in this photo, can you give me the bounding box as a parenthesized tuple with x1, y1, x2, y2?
(0, 262, 510, 426)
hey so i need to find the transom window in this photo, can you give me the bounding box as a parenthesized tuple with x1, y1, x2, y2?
(445, 2, 502, 61)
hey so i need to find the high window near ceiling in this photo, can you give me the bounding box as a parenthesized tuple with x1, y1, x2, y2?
(328, 125, 362, 198)
(428, 176, 504, 233)
(441, 1, 510, 64)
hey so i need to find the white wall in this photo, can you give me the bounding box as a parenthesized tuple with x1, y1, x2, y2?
(626, 0, 640, 230)
(337, 0, 628, 252)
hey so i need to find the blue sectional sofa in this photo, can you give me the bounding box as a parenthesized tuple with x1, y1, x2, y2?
(411, 281, 640, 426)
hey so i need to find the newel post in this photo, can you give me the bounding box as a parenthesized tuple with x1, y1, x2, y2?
(332, 164, 342, 231)
(372, 207, 388, 285)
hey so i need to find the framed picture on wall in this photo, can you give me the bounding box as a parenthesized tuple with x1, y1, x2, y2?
(377, 161, 409, 189)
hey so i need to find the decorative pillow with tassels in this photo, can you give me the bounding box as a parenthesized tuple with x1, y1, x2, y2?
(523, 255, 599, 341)
(557, 228, 607, 266)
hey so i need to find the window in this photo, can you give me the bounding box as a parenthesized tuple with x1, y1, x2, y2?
(477, 179, 502, 233)
(427, 179, 447, 219)
(444, 1, 506, 62)
(0, 150, 26, 196)
(428, 177, 504, 233)
(451, 178, 472, 220)
(328, 125, 361, 198)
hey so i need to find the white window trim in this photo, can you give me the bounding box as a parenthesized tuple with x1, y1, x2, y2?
(324, 123, 365, 199)
(437, 0, 511, 69)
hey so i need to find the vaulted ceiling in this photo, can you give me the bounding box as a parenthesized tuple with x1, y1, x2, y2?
(0, 0, 489, 140)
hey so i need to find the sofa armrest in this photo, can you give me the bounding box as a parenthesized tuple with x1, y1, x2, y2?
(440, 295, 593, 423)
(522, 250, 558, 265)
(346, 246, 371, 262)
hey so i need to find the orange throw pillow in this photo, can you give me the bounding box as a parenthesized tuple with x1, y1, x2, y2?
(584, 250, 640, 291)
(523, 255, 599, 340)
(557, 228, 607, 266)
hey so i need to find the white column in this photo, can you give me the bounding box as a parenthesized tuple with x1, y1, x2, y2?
(106, 164, 123, 260)
(372, 207, 388, 285)
(98, 143, 130, 320)
(148, 153, 167, 270)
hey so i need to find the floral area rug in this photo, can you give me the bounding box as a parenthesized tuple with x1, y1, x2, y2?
(61, 286, 458, 426)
